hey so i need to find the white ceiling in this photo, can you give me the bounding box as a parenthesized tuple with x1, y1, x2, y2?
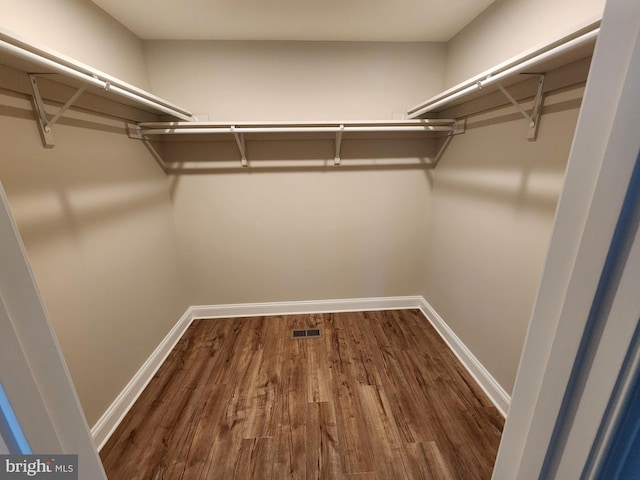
(91, 0, 497, 42)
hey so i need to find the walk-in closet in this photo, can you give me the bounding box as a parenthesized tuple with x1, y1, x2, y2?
(1, 0, 638, 478)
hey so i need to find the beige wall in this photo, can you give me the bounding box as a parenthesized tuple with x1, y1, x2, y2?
(0, 0, 150, 88)
(0, 0, 177, 426)
(170, 161, 433, 306)
(0, 89, 186, 425)
(144, 41, 444, 305)
(432, 0, 602, 395)
(143, 41, 446, 121)
(444, 0, 605, 87)
(422, 86, 583, 394)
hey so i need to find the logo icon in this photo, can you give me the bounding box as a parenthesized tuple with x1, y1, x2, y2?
(0, 455, 77, 479)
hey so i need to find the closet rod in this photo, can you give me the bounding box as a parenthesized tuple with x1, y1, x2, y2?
(140, 125, 454, 135)
(0, 38, 195, 122)
(407, 27, 599, 118)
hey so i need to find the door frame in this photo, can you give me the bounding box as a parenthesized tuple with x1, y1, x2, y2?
(0, 183, 106, 479)
(492, 1, 640, 478)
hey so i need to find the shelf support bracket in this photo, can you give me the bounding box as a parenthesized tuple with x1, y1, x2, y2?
(29, 74, 88, 148)
(334, 124, 344, 166)
(496, 74, 545, 141)
(453, 119, 466, 135)
(231, 126, 247, 167)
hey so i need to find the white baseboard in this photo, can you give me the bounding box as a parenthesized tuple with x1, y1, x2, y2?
(417, 297, 511, 417)
(90, 308, 194, 451)
(92, 295, 509, 449)
(190, 296, 423, 319)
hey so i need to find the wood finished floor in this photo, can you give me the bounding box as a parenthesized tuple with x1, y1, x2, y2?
(100, 310, 504, 479)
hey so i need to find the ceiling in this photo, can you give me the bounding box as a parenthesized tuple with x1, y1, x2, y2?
(90, 0, 497, 42)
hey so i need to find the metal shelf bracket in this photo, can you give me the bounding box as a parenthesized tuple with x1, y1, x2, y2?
(334, 124, 344, 166)
(453, 119, 466, 135)
(495, 74, 545, 141)
(29, 74, 88, 148)
(230, 126, 248, 167)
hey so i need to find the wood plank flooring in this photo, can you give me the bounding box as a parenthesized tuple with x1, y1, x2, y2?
(100, 310, 504, 479)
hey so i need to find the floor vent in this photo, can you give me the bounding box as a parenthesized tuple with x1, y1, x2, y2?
(292, 328, 321, 339)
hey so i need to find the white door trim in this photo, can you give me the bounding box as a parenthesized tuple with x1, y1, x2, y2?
(0, 183, 107, 479)
(492, 1, 640, 478)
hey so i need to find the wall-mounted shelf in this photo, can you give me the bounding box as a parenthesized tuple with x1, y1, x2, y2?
(0, 27, 196, 147)
(137, 119, 461, 167)
(407, 22, 599, 140)
(0, 21, 598, 159)
(0, 26, 458, 162)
